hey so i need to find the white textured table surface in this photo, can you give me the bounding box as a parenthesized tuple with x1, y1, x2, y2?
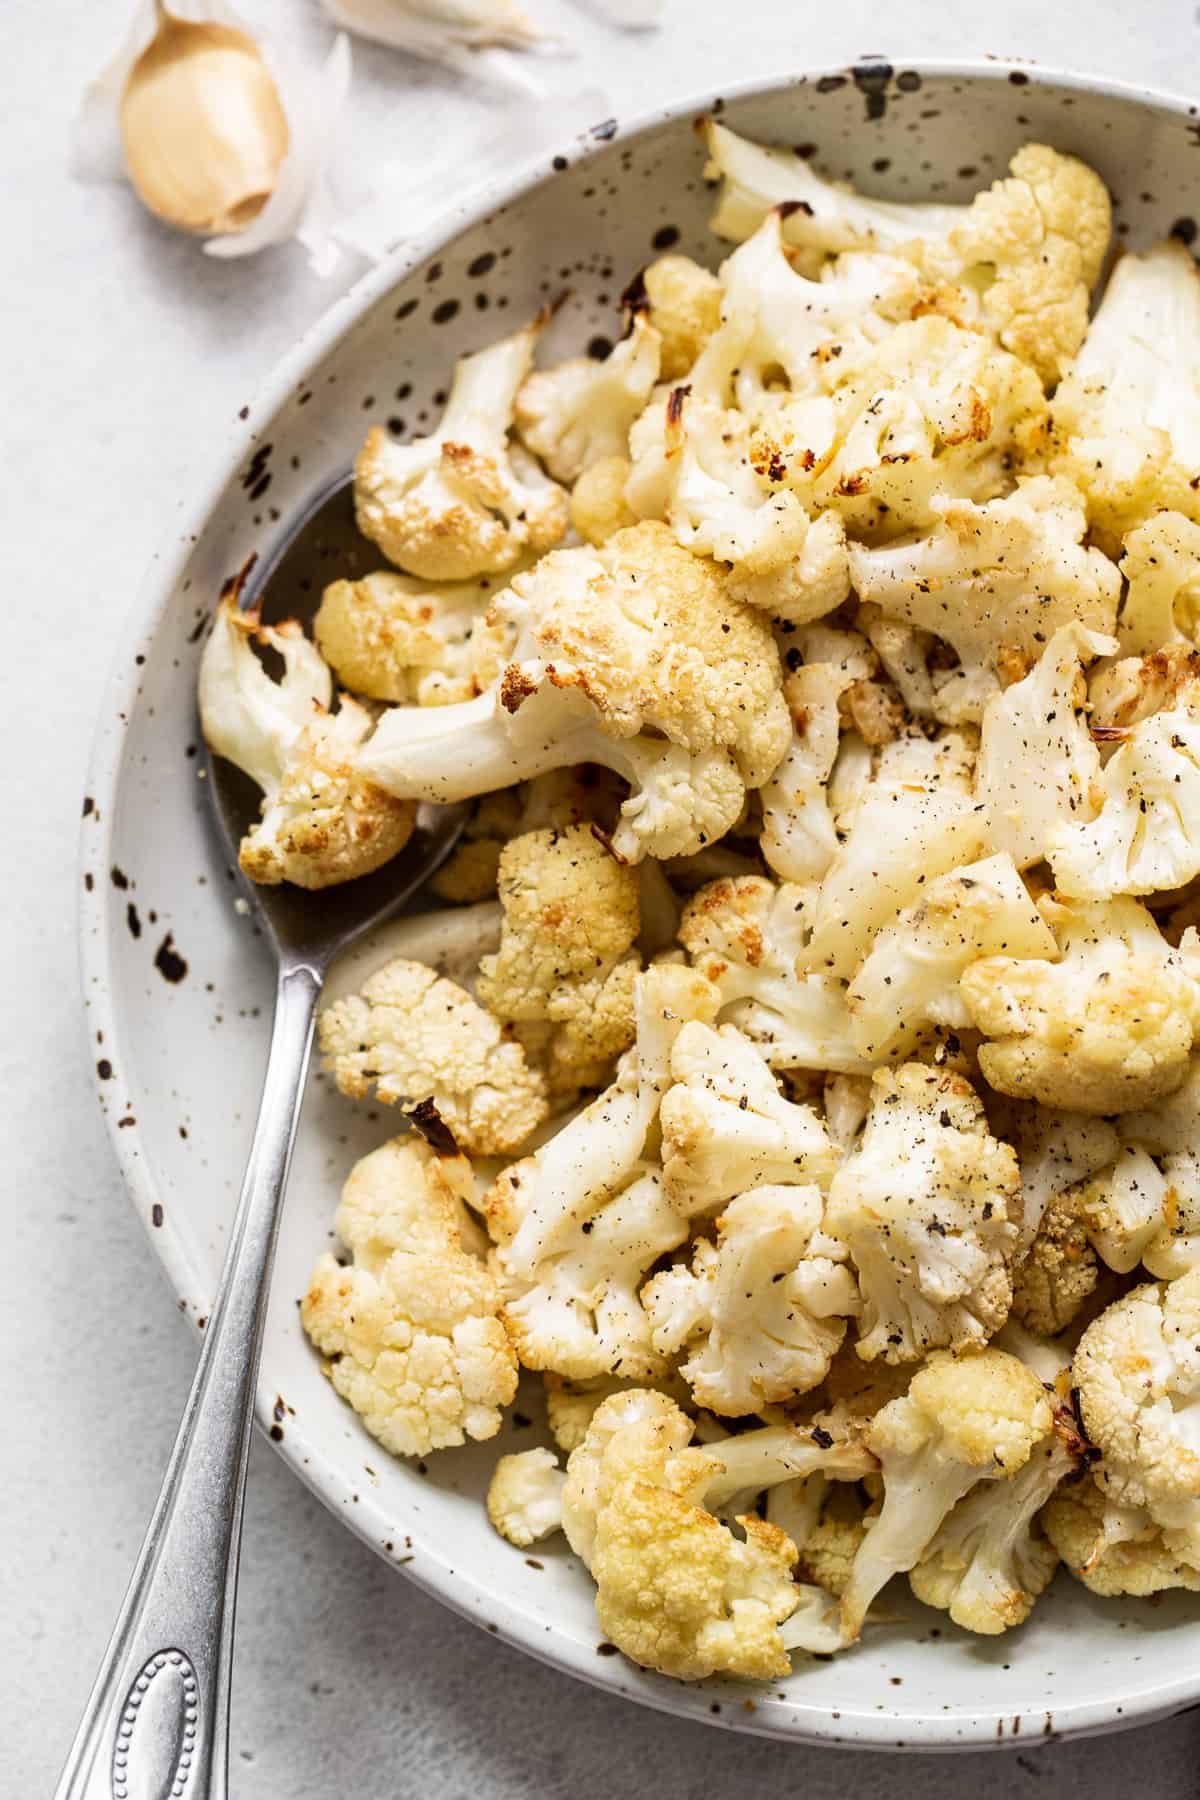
(8, 1, 1200, 1791)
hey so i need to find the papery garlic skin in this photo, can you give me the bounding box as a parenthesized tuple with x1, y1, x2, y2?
(73, 1, 353, 277)
(322, 0, 554, 92)
(120, 17, 289, 235)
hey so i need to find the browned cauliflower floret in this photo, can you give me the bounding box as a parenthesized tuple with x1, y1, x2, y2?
(361, 522, 791, 863)
(313, 568, 510, 706)
(638, 252, 724, 379)
(961, 894, 1200, 1115)
(568, 454, 640, 546)
(1010, 1185, 1100, 1337)
(1042, 1472, 1200, 1597)
(476, 824, 641, 1094)
(198, 593, 415, 889)
(301, 1137, 518, 1457)
(354, 318, 568, 580)
(318, 956, 547, 1154)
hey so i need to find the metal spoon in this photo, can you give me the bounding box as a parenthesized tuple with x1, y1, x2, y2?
(56, 480, 467, 1800)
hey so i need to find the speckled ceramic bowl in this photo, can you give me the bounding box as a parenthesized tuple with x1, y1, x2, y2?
(81, 60, 1200, 1749)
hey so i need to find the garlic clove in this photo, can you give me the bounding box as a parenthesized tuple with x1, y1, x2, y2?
(120, 14, 289, 236)
(322, 0, 559, 91)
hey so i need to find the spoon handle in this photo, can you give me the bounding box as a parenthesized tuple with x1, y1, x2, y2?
(55, 960, 322, 1800)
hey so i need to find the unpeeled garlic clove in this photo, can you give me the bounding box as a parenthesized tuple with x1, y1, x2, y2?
(119, 11, 289, 236)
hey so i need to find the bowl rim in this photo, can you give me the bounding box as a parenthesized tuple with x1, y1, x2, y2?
(79, 54, 1200, 1750)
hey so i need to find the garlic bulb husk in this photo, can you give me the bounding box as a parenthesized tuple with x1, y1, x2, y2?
(569, 0, 663, 26)
(73, 2, 353, 275)
(322, 0, 557, 93)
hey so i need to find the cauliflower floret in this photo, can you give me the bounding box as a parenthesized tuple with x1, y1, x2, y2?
(659, 1022, 838, 1216)
(489, 963, 718, 1279)
(1120, 1061, 1200, 1279)
(313, 568, 510, 706)
(359, 523, 791, 863)
(1010, 1185, 1099, 1336)
(1072, 1146, 1177, 1275)
(300, 1137, 518, 1457)
(976, 623, 1116, 871)
(561, 1391, 871, 1676)
(490, 1164, 686, 1383)
(1115, 512, 1200, 656)
(678, 876, 867, 1074)
(703, 126, 1110, 385)
(476, 824, 641, 1094)
(998, 1100, 1120, 1251)
(702, 119, 967, 260)
(486, 1447, 566, 1546)
(543, 1372, 688, 1453)
(642, 1184, 860, 1415)
(846, 853, 1058, 1062)
(961, 894, 1200, 1115)
(727, 510, 852, 626)
(198, 595, 415, 888)
(637, 252, 723, 379)
(1048, 678, 1200, 899)
(1073, 1269, 1200, 1565)
(839, 1348, 1053, 1640)
(514, 315, 661, 485)
(1050, 241, 1200, 552)
(793, 1485, 871, 1596)
(802, 729, 984, 980)
(760, 664, 853, 884)
(1089, 644, 1200, 741)
(782, 317, 1048, 542)
(317, 956, 548, 1154)
(1042, 1471, 1200, 1597)
(569, 454, 639, 545)
(908, 1416, 1079, 1634)
(847, 479, 1121, 724)
(354, 317, 568, 580)
(825, 1064, 1020, 1363)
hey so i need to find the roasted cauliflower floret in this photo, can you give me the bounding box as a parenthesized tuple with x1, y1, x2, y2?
(825, 1065, 1020, 1363)
(313, 568, 509, 706)
(637, 252, 724, 379)
(354, 317, 568, 579)
(961, 894, 1200, 1115)
(568, 453, 639, 545)
(847, 479, 1121, 724)
(659, 1022, 838, 1216)
(515, 315, 661, 485)
(845, 853, 1058, 1062)
(198, 593, 415, 888)
(1042, 1471, 1200, 1597)
(1115, 511, 1200, 656)
(703, 125, 1110, 385)
(1120, 1061, 1200, 1280)
(976, 623, 1115, 871)
(318, 956, 548, 1154)
(561, 1391, 870, 1676)
(802, 729, 984, 979)
(759, 664, 853, 885)
(486, 1447, 566, 1546)
(1010, 1185, 1099, 1336)
(476, 824, 641, 1094)
(839, 1348, 1053, 1640)
(1073, 1268, 1200, 1564)
(359, 522, 791, 863)
(679, 876, 865, 1074)
(642, 1184, 860, 1415)
(1049, 677, 1200, 900)
(1050, 241, 1200, 552)
(793, 1485, 871, 1597)
(908, 1417, 1078, 1634)
(301, 1137, 518, 1458)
